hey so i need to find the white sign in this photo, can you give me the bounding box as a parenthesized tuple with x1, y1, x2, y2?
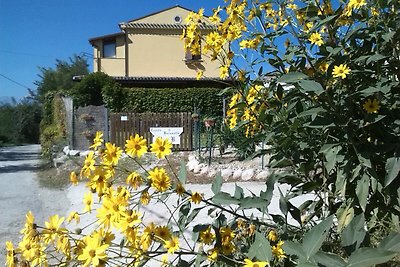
(150, 127, 183, 145)
(120, 115, 128, 121)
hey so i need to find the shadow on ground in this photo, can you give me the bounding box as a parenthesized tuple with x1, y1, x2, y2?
(0, 150, 40, 162)
(0, 148, 41, 174)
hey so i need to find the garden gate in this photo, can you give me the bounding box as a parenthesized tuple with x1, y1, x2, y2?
(109, 112, 193, 151)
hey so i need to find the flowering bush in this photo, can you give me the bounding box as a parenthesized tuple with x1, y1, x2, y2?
(6, 0, 400, 266)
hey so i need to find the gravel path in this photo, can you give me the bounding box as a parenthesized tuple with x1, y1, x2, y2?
(0, 145, 69, 263)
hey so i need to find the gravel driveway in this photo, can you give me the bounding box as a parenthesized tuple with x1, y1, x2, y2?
(0, 145, 69, 263)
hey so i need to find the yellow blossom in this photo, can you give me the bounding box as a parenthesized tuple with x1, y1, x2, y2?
(363, 99, 380, 114)
(77, 235, 109, 267)
(175, 182, 185, 196)
(244, 258, 269, 267)
(125, 134, 147, 158)
(42, 214, 66, 244)
(272, 240, 287, 260)
(220, 65, 229, 79)
(191, 191, 202, 204)
(67, 211, 80, 224)
(6, 241, 16, 267)
(140, 190, 150, 205)
(81, 151, 96, 178)
(70, 171, 79, 185)
(83, 192, 93, 213)
(164, 236, 180, 254)
(90, 131, 103, 150)
(332, 64, 351, 79)
(200, 226, 215, 245)
(150, 137, 172, 159)
(309, 32, 324, 46)
(267, 230, 277, 241)
(149, 167, 171, 192)
(196, 70, 203, 80)
(102, 142, 122, 166)
(155, 225, 172, 242)
(126, 171, 143, 190)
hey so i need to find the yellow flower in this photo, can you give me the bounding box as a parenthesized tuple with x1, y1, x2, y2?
(155, 225, 172, 242)
(20, 211, 36, 239)
(90, 131, 103, 150)
(150, 137, 172, 159)
(221, 241, 235, 255)
(42, 214, 66, 244)
(272, 240, 287, 261)
(175, 182, 185, 196)
(126, 171, 143, 190)
(149, 167, 171, 192)
(309, 32, 324, 46)
(88, 166, 112, 196)
(70, 171, 78, 185)
(200, 226, 215, 245)
(243, 258, 269, 267)
(191, 191, 202, 204)
(220, 65, 229, 79)
(125, 134, 147, 158)
(196, 70, 204, 80)
(81, 151, 96, 178)
(207, 248, 219, 261)
(349, 0, 367, 9)
(363, 99, 380, 114)
(319, 62, 329, 73)
(67, 211, 80, 224)
(164, 236, 180, 254)
(140, 190, 150, 205)
(83, 192, 93, 213)
(332, 64, 351, 79)
(77, 236, 109, 267)
(267, 230, 277, 241)
(102, 142, 122, 165)
(220, 226, 235, 245)
(6, 241, 16, 267)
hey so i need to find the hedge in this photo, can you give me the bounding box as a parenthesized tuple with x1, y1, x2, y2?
(102, 86, 225, 117)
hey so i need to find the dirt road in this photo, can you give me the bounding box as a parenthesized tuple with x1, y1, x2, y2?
(0, 145, 69, 263)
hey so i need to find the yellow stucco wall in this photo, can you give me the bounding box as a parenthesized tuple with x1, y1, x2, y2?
(127, 29, 220, 78)
(91, 6, 221, 78)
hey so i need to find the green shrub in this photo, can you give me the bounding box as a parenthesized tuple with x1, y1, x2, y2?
(103, 86, 225, 117)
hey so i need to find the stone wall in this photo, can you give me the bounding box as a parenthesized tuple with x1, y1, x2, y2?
(73, 105, 108, 150)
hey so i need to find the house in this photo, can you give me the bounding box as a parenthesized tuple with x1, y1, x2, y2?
(87, 5, 228, 88)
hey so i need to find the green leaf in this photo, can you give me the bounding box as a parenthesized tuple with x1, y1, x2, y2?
(323, 145, 342, 173)
(302, 216, 334, 260)
(211, 171, 222, 195)
(298, 80, 324, 95)
(277, 72, 308, 83)
(313, 251, 346, 267)
(385, 157, 400, 187)
(342, 214, 366, 250)
(247, 231, 272, 261)
(335, 169, 347, 196)
(356, 175, 369, 212)
(306, 116, 335, 128)
(234, 183, 244, 199)
(298, 107, 325, 119)
(346, 248, 396, 267)
(366, 54, 387, 64)
(297, 261, 319, 267)
(380, 232, 400, 252)
(239, 196, 269, 210)
(336, 202, 354, 232)
(282, 240, 305, 260)
(178, 161, 187, 184)
(212, 192, 240, 205)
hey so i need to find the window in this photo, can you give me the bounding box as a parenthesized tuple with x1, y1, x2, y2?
(185, 51, 202, 61)
(103, 40, 116, 58)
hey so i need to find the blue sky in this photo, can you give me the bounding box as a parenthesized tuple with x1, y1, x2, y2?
(0, 0, 224, 101)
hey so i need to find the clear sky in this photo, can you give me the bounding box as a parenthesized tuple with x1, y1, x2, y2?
(0, 0, 224, 101)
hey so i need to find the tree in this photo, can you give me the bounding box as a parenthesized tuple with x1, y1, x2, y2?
(68, 72, 116, 107)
